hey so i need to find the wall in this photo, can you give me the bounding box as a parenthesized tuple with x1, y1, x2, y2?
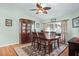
(58, 10, 79, 41)
(40, 10, 79, 42)
(0, 4, 40, 46)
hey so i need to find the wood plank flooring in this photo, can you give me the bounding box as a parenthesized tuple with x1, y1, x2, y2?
(0, 44, 20, 56)
(59, 47, 68, 56)
(0, 44, 68, 56)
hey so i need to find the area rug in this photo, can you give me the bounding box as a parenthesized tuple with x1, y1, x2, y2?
(14, 43, 67, 56)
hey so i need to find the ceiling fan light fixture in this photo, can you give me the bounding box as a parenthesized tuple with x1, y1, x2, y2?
(37, 10, 48, 14)
(36, 10, 48, 14)
(38, 10, 42, 13)
(30, 3, 51, 14)
(36, 11, 42, 14)
(36, 9, 43, 14)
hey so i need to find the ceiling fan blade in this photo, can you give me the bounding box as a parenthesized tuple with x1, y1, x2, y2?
(29, 9, 37, 11)
(36, 3, 42, 8)
(43, 7, 51, 10)
(43, 11, 48, 14)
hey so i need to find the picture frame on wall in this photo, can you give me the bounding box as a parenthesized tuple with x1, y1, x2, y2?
(5, 19, 12, 26)
(72, 17, 79, 28)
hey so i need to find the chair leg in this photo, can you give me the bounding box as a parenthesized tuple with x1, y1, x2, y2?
(37, 39, 40, 50)
(39, 41, 41, 51)
(44, 42, 46, 54)
(37, 43, 39, 49)
(57, 39, 59, 48)
(33, 41, 36, 48)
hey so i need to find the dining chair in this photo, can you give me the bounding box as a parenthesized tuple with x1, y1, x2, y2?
(51, 32, 60, 48)
(32, 32, 39, 49)
(38, 32, 50, 54)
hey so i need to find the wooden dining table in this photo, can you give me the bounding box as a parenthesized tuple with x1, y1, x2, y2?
(44, 36, 60, 55)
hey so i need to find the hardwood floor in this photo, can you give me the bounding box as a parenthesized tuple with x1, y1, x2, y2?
(60, 47, 68, 56)
(0, 44, 21, 56)
(0, 44, 68, 56)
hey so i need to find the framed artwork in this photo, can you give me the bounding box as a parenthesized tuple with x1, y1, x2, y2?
(5, 19, 12, 26)
(72, 17, 79, 28)
(51, 18, 56, 22)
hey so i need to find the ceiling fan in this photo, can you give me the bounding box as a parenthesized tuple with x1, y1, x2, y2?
(30, 3, 51, 14)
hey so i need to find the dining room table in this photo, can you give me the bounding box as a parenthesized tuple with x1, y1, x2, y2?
(44, 33, 60, 55)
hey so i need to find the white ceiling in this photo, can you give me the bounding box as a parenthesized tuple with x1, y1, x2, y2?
(0, 3, 79, 21)
(16, 3, 79, 21)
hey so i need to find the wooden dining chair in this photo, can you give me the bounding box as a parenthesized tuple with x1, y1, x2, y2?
(38, 32, 49, 54)
(32, 32, 39, 49)
(51, 32, 60, 49)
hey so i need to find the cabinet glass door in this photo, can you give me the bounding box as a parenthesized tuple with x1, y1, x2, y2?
(27, 24, 31, 33)
(22, 23, 26, 33)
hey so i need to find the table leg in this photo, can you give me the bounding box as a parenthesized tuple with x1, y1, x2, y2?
(48, 41, 52, 55)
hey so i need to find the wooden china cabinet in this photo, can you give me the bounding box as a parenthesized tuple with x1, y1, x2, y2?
(19, 18, 34, 44)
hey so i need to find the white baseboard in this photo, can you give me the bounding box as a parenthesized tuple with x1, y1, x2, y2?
(0, 42, 19, 47)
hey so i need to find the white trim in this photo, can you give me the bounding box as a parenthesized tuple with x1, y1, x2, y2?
(0, 42, 19, 47)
